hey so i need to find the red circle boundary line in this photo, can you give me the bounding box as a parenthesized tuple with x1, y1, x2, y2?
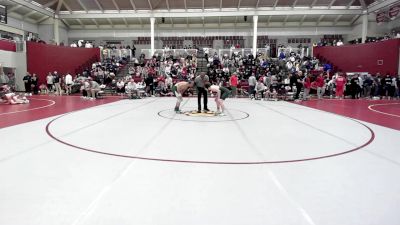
(368, 103, 400, 118)
(45, 106, 375, 165)
(0, 98, 56, 116)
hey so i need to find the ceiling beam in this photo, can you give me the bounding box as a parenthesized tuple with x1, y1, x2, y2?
(76, 18, 84, 28)
(202, 0, 205, 11)
(107, 18, 114, 28)
(328, 0, 336, 8)
(292, 0, 298, 8)
(43, 0, 58, 8)
(220, 0, 223, 11)
(310, 0, 318, 8)
(56, 0, 64, 14)
(62, 19, 70, 27)
(283, 14, 289, 25)
(166, 0, 170, 11)
(255, 0, 260, 9)
(63, 2, 72, 13)
(346, 0, 356, 8)
(148, 0, 153, 10)
(333, 15, 342, 25)
(299, 14, 306, 25)
(273, 0, 279, 9)
(317, 15, 325, 25)
(76, 0, 88, 12)
(36, 15, 50, 23)
(7, 5, 22, 13)
(237, 0, 241, 10)
(359, 0, 367, 9)
(128, 0, 137, 11)
(23, 11, 37, 21)
(59, 8, 363, 19)
(184, 0, 187, 11)
(8, 0, 53, 16)
(350, 15, 360, 24)
(368, 0, 399, 13)
(91, 18, 99, 27)
(138, 17, 143, 26)
(122, 17, 128, 27)
(94, 0, 103, 11)
(267, 15, 272, 25)
(111, 0, 120, 11)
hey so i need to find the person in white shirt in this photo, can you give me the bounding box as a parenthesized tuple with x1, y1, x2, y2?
(248, 73, 257, 99)
(65, 73, 73, 95)
(165, 75, 173, 90)
(46, 72, 54, 92)
(125, 79, 140, 99)
(116, 79, 125, 96)
(255, 80, 266, 100)
(336, 40, 344, 46)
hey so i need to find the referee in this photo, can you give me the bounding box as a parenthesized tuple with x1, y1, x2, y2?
(194, 72, 210, 113)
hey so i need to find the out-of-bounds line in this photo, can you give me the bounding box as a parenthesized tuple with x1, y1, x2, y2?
(69, 98, 189, 225)
(49, 99, 159, 140)
(256, 102, 360, 147)
(368, 103, 400, 118)
(0, 98, 56, 116)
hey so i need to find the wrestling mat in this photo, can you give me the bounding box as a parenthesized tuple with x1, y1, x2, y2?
(181, 110, 220, 117)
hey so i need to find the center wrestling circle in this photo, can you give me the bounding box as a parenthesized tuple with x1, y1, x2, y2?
(157, 108, 250, 122)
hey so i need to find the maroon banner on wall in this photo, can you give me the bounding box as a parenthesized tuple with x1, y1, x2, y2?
(313, 39, 400, 76)
(0, 39, 16, 52)
(376, 11, 388, 23)
(389, 4, 400, 19)
(26, 42, 100, 83)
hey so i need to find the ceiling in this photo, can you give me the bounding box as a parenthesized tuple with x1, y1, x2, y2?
(0, 0, 396, 29)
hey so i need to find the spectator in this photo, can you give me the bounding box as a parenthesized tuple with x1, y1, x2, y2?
(31, 73, 39, 95)
(0, 69, 9, 86)
(116, 79, 125, 96)
(86, 78, 100, 100)
(46, 72, 54, 92)
(229, 73, 238, 98)
(303, 73, 311, 100)
(315, 73, 325, 99)
(65, 73, 73, 95)
(335, 73, 346, 99)
(23, 73, 32, 93)
(53, 71, 62, 95)
(248, 73, 256, 99)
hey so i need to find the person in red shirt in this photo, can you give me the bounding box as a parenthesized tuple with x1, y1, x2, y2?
(315, 73, 325, 99)
(303, 74, 312, 100)
(335, 73, 346, 99)
(229, 73, 238, 98)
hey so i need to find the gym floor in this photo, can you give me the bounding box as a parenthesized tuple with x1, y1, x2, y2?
(1, 96, 399, 225)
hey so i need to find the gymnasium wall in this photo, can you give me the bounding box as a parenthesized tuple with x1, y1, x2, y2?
(2, 17, 39, 34)
(26, 41, 100, 82)
(0, 49, 27, 91)
(313, 39, 400, 75)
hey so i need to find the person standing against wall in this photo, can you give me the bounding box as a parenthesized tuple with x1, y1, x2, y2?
(315, 73, 325, 99)
(65, 72, 73, 95)
(53, 71, 62, 95)
(194, 72, 210, 113)
(229, 73, 238, 98)
(23, 73, 32, 94)
(31, 74, 39, 95)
